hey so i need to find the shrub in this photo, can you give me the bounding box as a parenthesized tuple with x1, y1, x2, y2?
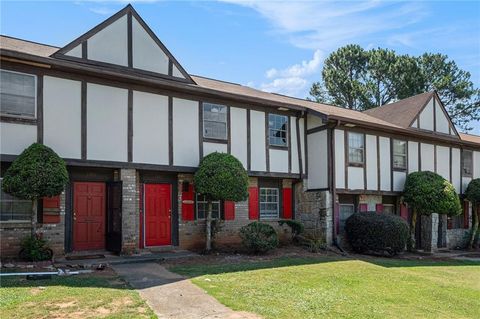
(465, 178, 480, 249)
(302, 234, 326, 253)
(240, 222, 278, 253)
(278, 219, 304, 242)
(345, 212, 409, 256)
(19, 234, 53, 261)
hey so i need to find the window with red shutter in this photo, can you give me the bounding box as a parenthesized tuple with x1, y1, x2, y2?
(181, 183, 195, 221)
(375, 204, 384, 213)
(359, 203, 368, 212)
(400, 204, 408, 221)
(224, 201, 235, 220)
(42, 196, 60, 224)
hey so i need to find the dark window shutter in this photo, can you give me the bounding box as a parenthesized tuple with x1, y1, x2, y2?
(334, 203, 340, 234)
(42, 196, 60, 224)
(400, 204, 408, 221)
(182, 183, 195, 221)
(248, 187, 259, 220)
(463, 201, 470, 229)
(359, 203, 368, 212)
(282, 188, 292, 219)
(224, 201, 235, 220)
(106, 181, 122, 253)
(376, 204, 384, 213)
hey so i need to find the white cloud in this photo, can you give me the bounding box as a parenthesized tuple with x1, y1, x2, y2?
(260, 77, 308, 97)
(220, 0, 428, 50)
(265, 49, 323, 79)
(89, 7, 116, 15)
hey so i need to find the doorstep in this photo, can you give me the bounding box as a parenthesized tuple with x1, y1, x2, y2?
(54, 249, 198, 268)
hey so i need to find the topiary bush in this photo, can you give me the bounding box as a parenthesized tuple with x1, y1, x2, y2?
(239, 222, 278, 253)
(345, 212, 409, 256)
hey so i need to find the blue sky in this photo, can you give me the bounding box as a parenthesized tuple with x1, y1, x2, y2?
(1, 0, 479, 133)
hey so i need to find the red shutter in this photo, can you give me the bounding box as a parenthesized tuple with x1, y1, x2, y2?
(182, 183, 195, 221)
(282, 188, 292, 219)
(334, 203, 340, 234)
(376, 204, 384, 213)
(463, 201, 470, 229)
(359, 203, 368, 212)
(42, 196, 60, 224)
(248, 187, 259, 220)
(224, 201, 235, 220)
(400, 204, 408, 221)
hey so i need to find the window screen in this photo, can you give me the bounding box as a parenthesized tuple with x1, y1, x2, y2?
(463, 151, 473, 177)
(196, 194, 220, 219)
(259, 187, 279, 219)
(0, 70, 36, 118)
(0, 179, 32, 222)
(268, 114, 288, 147)
(348, 132, 364, 164)
(393, 140, 407, 169)
(203, 103, 227, 140)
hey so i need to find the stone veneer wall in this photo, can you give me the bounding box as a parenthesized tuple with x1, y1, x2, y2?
(294, 181, 333, 245)
(1, 191, 66, 259)
(177, 174, 291, 251)
(120, 169, 139, 254)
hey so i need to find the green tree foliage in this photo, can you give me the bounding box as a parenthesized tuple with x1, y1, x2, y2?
(2, 143, 69, 234)
(310, 46, 479, 130)
(403, 171, 462, 250)
(194, 152, 249, 251)
(465, 179, 480, 249)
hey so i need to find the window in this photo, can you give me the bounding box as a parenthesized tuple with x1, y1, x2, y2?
(383, 204, 395, 215)
(268, 114, 288, 147)
(0, 70, 36, 118)
(259, 188, 279, 219)
(463, 150, 473, 177)
(196, 194, 220, 219)
(0, 179, 32, 222)
(392, 140, 407, 170)
(203, 103, 227, 140)
(348, 132, 364, 165)
(339, 204, 355, 232)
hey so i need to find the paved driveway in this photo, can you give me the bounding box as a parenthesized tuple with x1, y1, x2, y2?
(113, 262, 260, 319)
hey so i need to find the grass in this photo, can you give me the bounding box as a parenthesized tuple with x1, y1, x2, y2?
(171, 256, 480, 319)
(0, 271, 156, 319)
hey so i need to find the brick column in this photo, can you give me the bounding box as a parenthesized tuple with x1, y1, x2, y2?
(120, 169, 139, 254)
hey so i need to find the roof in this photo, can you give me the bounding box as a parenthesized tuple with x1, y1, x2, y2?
(363, 91, 434, 127)
(1, 35, 479, 147)
(192, 75, 401, 128)
(0, 35, 58, 58)
(459, 133, 480, 145)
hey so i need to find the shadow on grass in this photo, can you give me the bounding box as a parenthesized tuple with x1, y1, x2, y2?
(170, 255, 480, 277)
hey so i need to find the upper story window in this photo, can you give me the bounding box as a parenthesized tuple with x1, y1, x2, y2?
(259, 187, 279, 219)
(268, 114, 288, 147)
(348, 132, 364, 165)
(0, 178, 32, 222)
(0, 70, 36, 118)
(196, 194, 220, 220)
(393, 140, 407, 170)
(203, 103, 227, 140)
(463, 150, 473, 177)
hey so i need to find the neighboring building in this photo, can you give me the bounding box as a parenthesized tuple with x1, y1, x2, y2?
(1, 5, 479, 257)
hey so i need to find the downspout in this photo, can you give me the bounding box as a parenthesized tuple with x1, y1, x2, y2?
(330, 119, 345, 252)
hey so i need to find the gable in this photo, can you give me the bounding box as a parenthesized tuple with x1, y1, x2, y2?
(54, 5, 192, 83)
(410, 94, 458, 137)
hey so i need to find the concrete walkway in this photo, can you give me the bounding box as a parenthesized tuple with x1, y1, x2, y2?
(112, 262, 260, 319)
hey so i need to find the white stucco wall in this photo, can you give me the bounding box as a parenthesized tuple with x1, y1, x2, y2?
(436, 145, 450, 180)
(132, 17, 169, 74)
(451, 148, 461, 193)
(203, 142, 227, 156)
(379, 137, 391, 191)
(420, 143, 435, 172)
(393, 171, 406, 192)
(366, 134, 377, 190)
(88, 15, 128, 66)
(408, 141, 419, 172)
(334, 129, 345, 189)
(307, 130, 328, 189)
(270, 149, 289, 173)
(229, 107, 247, 169)
(435, 99, 450, 134)
(172, 98, 199, 166)
(65, 44, 82, 58)
(419, 98, 434, 131)
(250, 110, 266, 171)
(0, 122, 36, 155)
(348, 166, 364, 190)
(290, 116, 300, 174)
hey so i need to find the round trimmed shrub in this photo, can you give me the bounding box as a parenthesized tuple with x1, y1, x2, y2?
(240, 222, 278, 253)
(345, 212, 409, 256)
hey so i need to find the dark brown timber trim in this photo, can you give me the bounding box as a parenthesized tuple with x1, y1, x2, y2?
(296, 116, 303, 175)
(247, 109, 251, 171)
(434, 144, 437, 173)
(198, 102, 203, 159)
(168, 96, 173, 165)
(418, 142, 422, 171)
(304, 116, 308, 176)
(0, 116, 36, 125)
(288, 115, 292, 173)
(127, 11, 133, 68)
(81, 41, 87, 59)
(127, 89, 133, 162)
(449, 147, 452, 182)
(306, 125, 328, 135)
(36, 75, 43, 143)
(363, 134, 367, 190)
(377, 135, 380, 191)
(81, 81, 87, 160)
(344, 131, 348, 189)
(265, 113, 270, 172)
(390, 137, 394, 191)
(227, 106, 231, 154)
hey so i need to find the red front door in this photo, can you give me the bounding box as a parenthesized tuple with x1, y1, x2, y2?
(73, 182, 106, 251)
(144, 184, 171, 246)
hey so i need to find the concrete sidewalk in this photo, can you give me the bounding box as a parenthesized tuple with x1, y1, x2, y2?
(112, 262, 260, 319)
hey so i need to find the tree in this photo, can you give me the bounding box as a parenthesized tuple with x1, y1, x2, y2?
(403, 171, 461, 250)
(310, 46, 480, 129)
(465, 179, 480, 249)
(2, 143, 69, 234)
(193, 152, 249, 252)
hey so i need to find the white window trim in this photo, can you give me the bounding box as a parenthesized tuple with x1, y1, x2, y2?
(268, 114, 289, 147)
(259, 187, 279, 220)
(0, 69, 37, 119)
(392, 139, 407, 170)
(347, 132, 365, 165)
(0, 177, 33, 223)
(195, 194, 220, 220)
(202, 102, 228, 140)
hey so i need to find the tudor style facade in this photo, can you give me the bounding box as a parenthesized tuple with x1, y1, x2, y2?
(1, 5, 479, 257)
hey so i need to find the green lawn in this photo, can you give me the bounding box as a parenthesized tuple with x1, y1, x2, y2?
(0, 271, 156, 319)
(171, 257, 480, 319)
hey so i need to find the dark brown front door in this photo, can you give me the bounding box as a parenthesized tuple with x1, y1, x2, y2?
(73, 182, 106, 251)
